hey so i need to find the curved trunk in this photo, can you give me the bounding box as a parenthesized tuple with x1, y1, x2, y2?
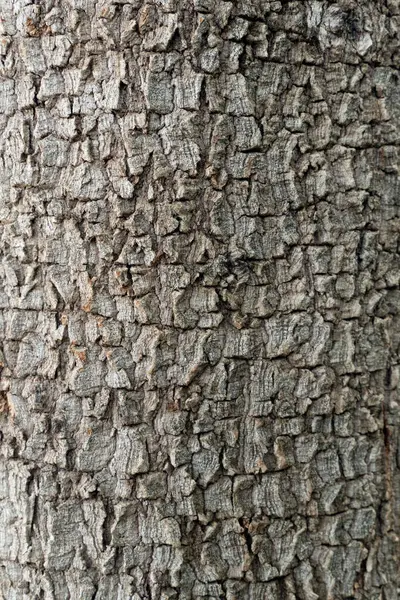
(0, 1, 399, 598)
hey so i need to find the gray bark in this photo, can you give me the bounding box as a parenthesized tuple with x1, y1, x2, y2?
(0, 0, 399, 598)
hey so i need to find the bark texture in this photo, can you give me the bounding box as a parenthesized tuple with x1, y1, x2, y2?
(1, 0, 400, 598)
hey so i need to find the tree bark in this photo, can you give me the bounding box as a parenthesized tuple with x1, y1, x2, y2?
(0, 0, 399, 598)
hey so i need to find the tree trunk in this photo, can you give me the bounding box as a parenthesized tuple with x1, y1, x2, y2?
(0, 0, 399, 598)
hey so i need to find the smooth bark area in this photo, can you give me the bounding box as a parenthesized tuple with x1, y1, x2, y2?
(0, 0, 399, 598)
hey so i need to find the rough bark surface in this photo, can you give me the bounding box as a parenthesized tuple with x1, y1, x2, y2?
(0, 0, 400, 598)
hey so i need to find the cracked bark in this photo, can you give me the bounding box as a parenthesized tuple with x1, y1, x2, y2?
(0, 0, 399, 599)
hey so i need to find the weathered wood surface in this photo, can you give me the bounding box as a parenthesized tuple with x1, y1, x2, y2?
(0, 0, 399, 598)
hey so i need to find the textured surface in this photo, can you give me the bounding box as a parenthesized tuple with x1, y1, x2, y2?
(0, 0, 400, 598)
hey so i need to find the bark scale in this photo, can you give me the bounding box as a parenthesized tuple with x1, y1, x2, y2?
(0, 0, 399, 599)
